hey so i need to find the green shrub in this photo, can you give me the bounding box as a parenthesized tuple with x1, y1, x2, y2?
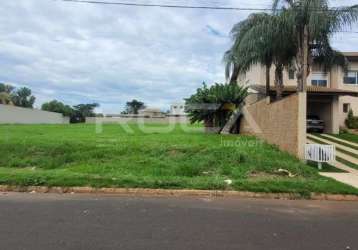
(345, 109, 358, 129)
(185, 82, 248, 129)
(339, 127, 349, 134)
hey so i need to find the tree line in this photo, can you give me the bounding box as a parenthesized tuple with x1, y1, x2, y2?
(42, 99, 147, 120)
(0, 83, 36, 108)
(41, 100, 99, 123)
(0, 83, 99, 123)
(1, 82, 148, 122)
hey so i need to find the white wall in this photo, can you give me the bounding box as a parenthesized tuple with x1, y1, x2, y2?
(0, 104, 69, 124)
(86, 116, 190, 124)
(170, 103, 186, 116)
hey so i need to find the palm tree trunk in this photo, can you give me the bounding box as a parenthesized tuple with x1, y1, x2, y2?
(220, 106, 243, 135)
(274, 64, 284, 100)
(265, 63, 271, 97)
(302, 25, 309, 92)
(297, 25, 309, 92)
(229, 64, 240, 85)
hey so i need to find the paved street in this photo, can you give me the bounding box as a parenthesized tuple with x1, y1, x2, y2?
(0, 193, 358, 250)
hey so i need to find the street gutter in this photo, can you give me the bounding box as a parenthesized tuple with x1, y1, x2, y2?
(0, 185, 358, 201)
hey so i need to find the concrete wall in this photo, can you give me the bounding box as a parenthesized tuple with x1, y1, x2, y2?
(240, 93, 306, 158)
(0, 104, 69, 124)
(86, 116, 190, 124)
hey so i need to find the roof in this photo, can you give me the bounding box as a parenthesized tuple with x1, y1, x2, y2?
(139, 108, 162, 112)
(342, 52, 358, 62)
(249, 85, 358, 97)
(342, 52, 358, 58)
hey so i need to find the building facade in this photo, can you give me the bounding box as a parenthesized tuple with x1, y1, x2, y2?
(169, 103, 187, 116)
(239, 52, 358, 132)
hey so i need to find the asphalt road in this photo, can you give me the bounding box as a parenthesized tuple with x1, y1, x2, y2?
(0, 193, 358, 250)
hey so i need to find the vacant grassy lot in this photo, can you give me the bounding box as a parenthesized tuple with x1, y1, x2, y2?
(0, 124, 357, 196)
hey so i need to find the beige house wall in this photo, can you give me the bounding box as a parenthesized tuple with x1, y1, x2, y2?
(239, 63, 266, 86)
(240, 93, 305, 157)
(334, 62, 358, 125)
(0, 104, 69, 124)
(339, 95, 358, 126)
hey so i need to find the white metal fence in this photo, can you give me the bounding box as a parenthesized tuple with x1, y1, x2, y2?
(305, 144, 335, 169)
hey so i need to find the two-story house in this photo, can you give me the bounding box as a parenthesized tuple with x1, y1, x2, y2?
(239, 52, 358, 134)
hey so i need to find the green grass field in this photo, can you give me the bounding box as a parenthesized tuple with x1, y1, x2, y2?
(333, 132, 358, 144)
(0, 124, 357, 196)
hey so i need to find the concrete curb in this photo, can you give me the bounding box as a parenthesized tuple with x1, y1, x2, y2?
(1, 185, 358, 201)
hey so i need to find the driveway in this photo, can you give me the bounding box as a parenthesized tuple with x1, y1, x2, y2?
(0, 192, 358, 250)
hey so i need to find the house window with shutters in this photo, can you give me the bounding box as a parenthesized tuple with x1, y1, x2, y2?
(311, 72, 328, 87)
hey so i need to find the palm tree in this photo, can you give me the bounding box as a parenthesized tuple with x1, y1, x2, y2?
(225, 12, 296, 100)
(224, 13, 274, 96)
(223, 50, 240, 85)
(273, 0, 358, 91)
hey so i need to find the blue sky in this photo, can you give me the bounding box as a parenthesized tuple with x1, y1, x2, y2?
(0, 0, 357, 113)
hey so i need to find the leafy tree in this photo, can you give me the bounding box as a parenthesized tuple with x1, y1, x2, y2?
(185, 83, 248, 131)
(273, 0, 358, 91)
(11, 87, 36, 108)
(71, 103, 99, 123)
(0, 92, 13, 105)
(125, 99, 145, 114)
(41, 100, 74, 117)
(0, 83, 15, 94)
(0, 83, 15, 105)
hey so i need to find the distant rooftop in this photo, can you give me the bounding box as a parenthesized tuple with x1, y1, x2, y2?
(342, 52, 358, 59)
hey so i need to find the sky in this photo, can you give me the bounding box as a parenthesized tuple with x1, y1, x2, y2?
(0, 0, 357, 114)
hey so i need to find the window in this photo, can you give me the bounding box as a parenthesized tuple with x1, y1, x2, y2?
(311, 79, 327, 87)
(343, 103, 350, 113)
(311, 72, 328, 87)
(288, 69, 295, 80)
(343, 71, 358, 85)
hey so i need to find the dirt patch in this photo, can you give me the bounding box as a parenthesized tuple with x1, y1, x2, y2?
(168, 150, 179, 156)
(248, 171, 280, 180)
